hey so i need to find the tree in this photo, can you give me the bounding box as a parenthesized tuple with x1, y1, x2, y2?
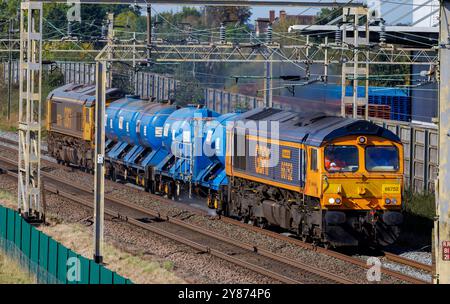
(0, 0, 19, 21)
(315, 8, 342, 25)
(204, 6, 252, 27)
(173, 71, 204, 106)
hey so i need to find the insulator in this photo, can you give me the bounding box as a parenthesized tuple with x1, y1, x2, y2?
(267, 24, 273, 44)
(151, 25, 158, 41)
(151, 26, 157, 42)
(101, 24, 107, 39)
(335, 26, 342, 44)
(379, 23, 386, 43)
(220, 23, 226, 44)
(67, 21, 73, 37)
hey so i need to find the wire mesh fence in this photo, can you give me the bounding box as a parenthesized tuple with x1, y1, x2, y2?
(0, 237, 60, 284)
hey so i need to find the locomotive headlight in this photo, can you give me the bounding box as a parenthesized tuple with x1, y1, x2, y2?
(357, 136, 367, 145)
(385, 198, 391, 204)
(335, 198, 342, 204)
(328, 198, 336, 204)
(391, 198, 397, 205)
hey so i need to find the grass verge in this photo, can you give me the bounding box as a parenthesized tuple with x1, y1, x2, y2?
(0, 251, 35, 284)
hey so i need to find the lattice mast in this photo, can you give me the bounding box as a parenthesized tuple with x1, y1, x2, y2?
(17, 1, 44, 222)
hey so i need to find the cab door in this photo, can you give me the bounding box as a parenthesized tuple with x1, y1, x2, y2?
(82, 105, 93, 142)
(305, 147, 320, 197)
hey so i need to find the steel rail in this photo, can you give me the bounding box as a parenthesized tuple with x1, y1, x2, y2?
(382, 251, 433, 273)
(220, 217, 432, 284)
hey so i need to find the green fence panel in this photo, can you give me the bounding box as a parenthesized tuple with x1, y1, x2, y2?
(6, 209, 15, 242)
(89, 261, 100, 284)
(0, 207, 6, 239)
(113, 273, 126, 284)
(79, 256, 90, 284)
(39, 233, 49, 271)
(67, 250, 78, 285)
(30, 227, 40, 265)
(100, 267, 113, 284)
(21, 221, 31, 257)
(48, 238, 58, 279)
(57, 244, 68, 284)
(14, 212, 21, 248)
(0, 207, 131, 285)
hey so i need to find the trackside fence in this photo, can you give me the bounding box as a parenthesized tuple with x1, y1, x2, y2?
(0, 205, 132, 284)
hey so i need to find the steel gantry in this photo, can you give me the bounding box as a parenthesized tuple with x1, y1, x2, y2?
(95, 41, 438, 65)
(17, 1, 44, 222)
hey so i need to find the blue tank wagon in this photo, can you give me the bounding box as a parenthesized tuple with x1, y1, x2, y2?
(104, 97, 177, 189)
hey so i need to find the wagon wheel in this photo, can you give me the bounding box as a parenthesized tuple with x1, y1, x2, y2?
(256, 218, 267, 229)
(167, 182, 174, 200)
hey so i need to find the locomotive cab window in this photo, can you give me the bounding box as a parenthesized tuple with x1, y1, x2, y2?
(365, 146, 399, 172)
(85, 108, 90, 124)
(324, 145, 359, 172)
(310, 148, 318, 171)
(233, 131, 247, 171)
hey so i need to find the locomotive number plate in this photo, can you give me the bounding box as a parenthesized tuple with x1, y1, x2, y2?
(382, 184, 401, 194)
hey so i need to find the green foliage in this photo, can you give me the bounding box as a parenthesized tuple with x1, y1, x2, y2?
(315, 8, 342, 25)
(0, 65, 66, 134)
(173, 68, 204, 106)
(173, 80, 204, 107)
(155, 7, 205, 43)
(116, 11, 139, 32)
(44, 68, 65, 88)
(0, 0, 20, 22)
(369, 64, 411, 87)
(43, 3, 69, 36)
(205, 6, 252, 27)
(162, 260, 174, 271)
(404, 188, 435, 220)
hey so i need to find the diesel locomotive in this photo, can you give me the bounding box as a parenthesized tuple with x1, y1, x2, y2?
(46, 84, 404, 247)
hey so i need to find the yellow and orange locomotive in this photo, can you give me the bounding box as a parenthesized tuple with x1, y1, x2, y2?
(225, 108, 403, 247)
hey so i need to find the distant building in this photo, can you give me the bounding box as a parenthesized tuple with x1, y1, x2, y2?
(255, 10, 315, 37)
(272, 10, 315, 25)
(255, 18, 270, 37)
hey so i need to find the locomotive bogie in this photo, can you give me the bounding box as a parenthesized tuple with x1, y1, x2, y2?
(47, 132, 95, 171)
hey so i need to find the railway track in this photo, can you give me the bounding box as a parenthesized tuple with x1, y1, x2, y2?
(0, 136, 431, 284)
(0, 154, 355, 284)
(382, 251, 433, 273)
(220, 217, 432, 282)
(0, 137, 18, 147)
